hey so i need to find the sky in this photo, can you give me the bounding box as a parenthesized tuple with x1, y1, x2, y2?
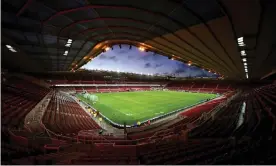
(81, 44, 217, 78)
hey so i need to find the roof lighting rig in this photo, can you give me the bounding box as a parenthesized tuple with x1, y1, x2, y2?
(6, 45, 17, 52)
(237, 37, 246, 47)
(65, 39, 72, 47)
(237, 37, 249, 79)
(64, 39, 72, 56)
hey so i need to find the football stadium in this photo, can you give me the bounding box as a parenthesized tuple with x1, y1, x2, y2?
(1, 0, 276, 165)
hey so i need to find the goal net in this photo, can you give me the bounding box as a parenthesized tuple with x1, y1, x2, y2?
(83, 93, 99, 104)
(151, 87, 164, 91)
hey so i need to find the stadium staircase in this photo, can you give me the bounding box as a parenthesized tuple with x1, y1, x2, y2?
(24, 91, 53, 133)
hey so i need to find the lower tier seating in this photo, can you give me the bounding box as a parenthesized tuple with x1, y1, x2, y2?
(1, 82, 275, 165)
(1, 77, 49, 129)
(42, 91, 101, 135)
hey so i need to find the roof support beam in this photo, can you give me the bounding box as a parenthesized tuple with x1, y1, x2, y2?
(43, 4, 236, 76)
(69, 26, 230, 74)
(70, 34, 229, 76)
(16, 0, 33, 17)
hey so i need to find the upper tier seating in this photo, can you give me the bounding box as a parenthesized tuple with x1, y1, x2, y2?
(68, 86, 152, 93)
(166, 81, 233, 94)
(49, 79, 165, 85)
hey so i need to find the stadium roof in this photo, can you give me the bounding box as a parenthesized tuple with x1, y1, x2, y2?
(2, 0, 276, 80)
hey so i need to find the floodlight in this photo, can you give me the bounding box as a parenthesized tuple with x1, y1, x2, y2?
(139, 47, 145, 51)
(105, 47, 110, 51)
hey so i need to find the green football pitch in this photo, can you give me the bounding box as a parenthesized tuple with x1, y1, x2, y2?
(77, 91, 217, 125)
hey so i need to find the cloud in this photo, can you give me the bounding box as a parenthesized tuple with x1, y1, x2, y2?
(140, 55, 151, 61)
(181, 69, 210, 77)
(109, 56, 118, 61)
(98, 54, 118, 61)
(82, 44, 217, 78)
(154, 64, 163, 68)
(171, 63, 189, 74)
(175, 62, 186, 68)
(195, 71, 209, 77)
(127, 55, 136, 59)
(139, 52, 159, 61)
(144, 62, 152, 68)
(152, 54, 164, 60)
(116, 49, 131, 54)
(99, 54, 108, 59)
(97, 63, 104, 66)
(173, 67, 188, 74)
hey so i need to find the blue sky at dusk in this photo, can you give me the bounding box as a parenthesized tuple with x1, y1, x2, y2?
(82, 44, 217, 78)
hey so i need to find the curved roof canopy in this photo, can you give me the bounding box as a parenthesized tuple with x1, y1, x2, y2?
(2, 0, 276, 80)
